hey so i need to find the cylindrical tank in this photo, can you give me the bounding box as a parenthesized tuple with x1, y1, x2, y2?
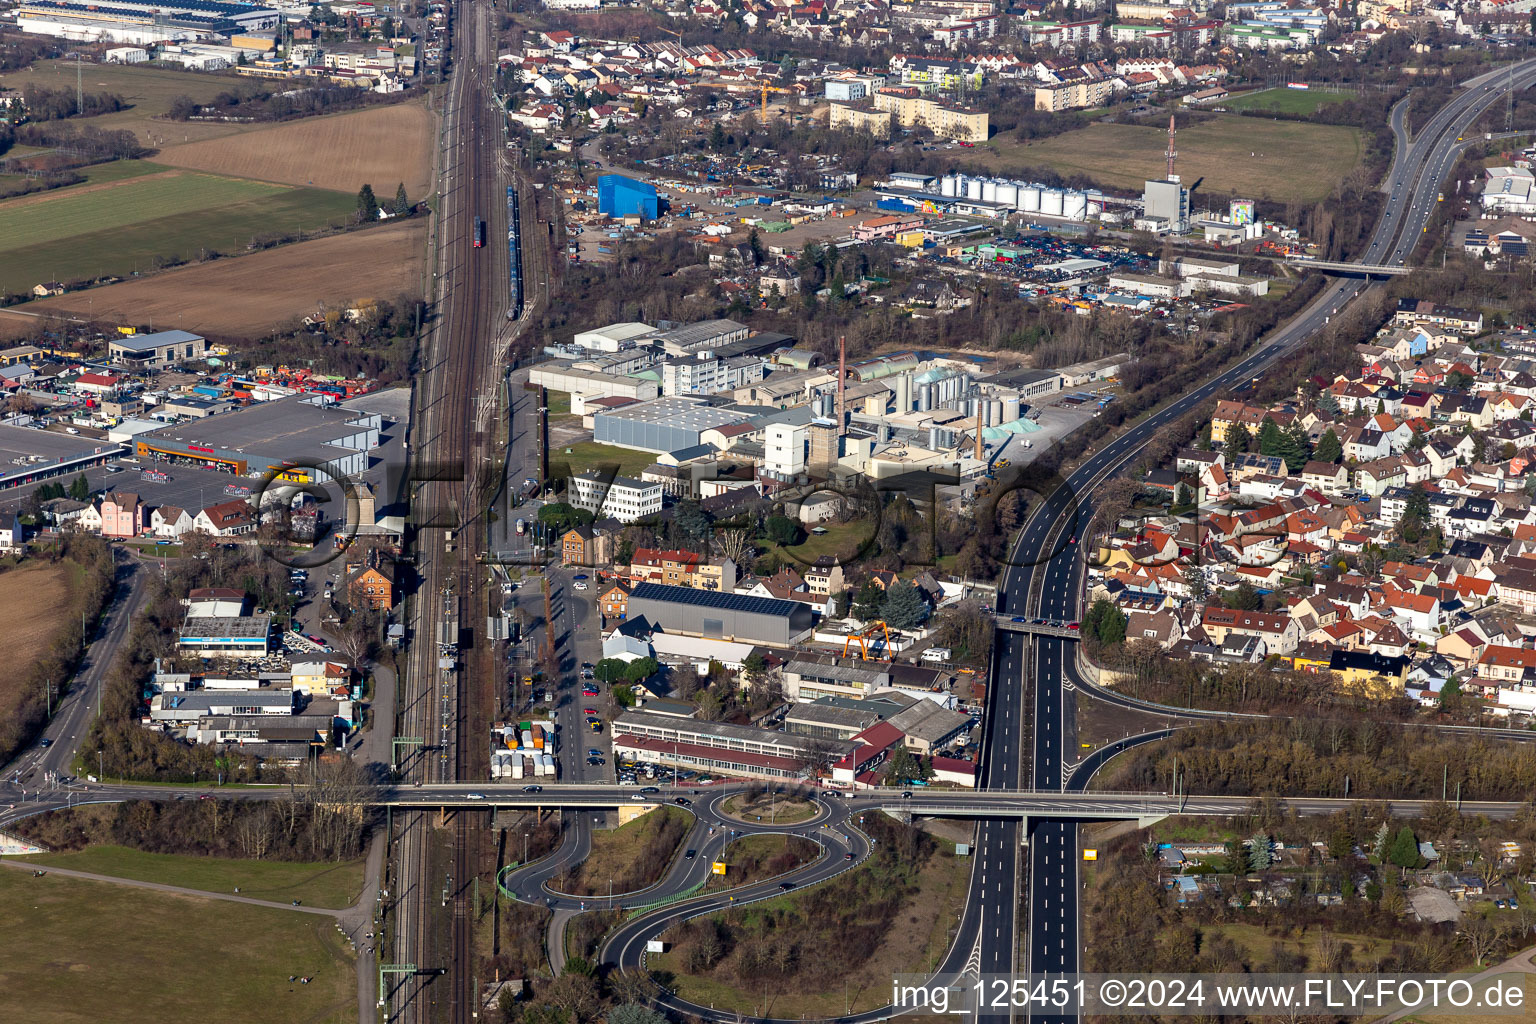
(994, 182, 1019, 208)
(1042, 189, 1065, 217)
(981, 179, 999, 204)
(1003, 395, 1021, 422)
(1020, 186, 1041, 212)
(1087, 199, 1104, 217)
(966, 177, 983, 200)
(1063, 191, 1087, 221)
(990, 399, 1003, 425)
(928, 426, 941, 450)
(941, 174, 959, 197)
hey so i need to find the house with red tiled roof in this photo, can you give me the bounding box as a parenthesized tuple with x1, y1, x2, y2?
(1200, 605, 1301, 653)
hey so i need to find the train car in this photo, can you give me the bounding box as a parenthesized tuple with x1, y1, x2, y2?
(473, 217, 486, 248)
(506, 186, 523, 319)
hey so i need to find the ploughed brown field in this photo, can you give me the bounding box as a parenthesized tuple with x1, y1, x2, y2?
(154, 102, 434, 197)
(25, 219, 427, 339)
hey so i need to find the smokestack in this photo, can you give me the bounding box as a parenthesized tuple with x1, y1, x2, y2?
(974, 400, 983, 462)
(837, 334, 847, 431)
(1166, 113, 1177, 182)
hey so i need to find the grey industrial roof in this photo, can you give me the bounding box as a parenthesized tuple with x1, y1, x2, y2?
(595, 396, 749, 431)
(110, 329, 205, 352)
(138, 395, 379, 455)
(0, 423, 120, 466)
(785, 657, 886, 683)
(630, 582, 805, 619)
(179, 615, 272, 639)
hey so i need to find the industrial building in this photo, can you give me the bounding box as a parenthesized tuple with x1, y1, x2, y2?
(569, 471, 663, 522)
(612, 710, 857, 780)
(108, 329, 210, 369)
(134, 394, 383, 482)
(176, 614, 272, 656)
(598, 174, 659, 219)
(14, 0, 280, 44)
(149, 689, 293, 722)
(0, 424, 122, 492)
(625, 582, 815, 647)
(529, 363, 660, 402)
(591, 396, 754, 454)
(1140, 178, 1191, 234)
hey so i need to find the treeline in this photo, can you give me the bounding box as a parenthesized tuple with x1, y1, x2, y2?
(21, 84, 126, 121)
(13, 786, 369, 862)
(9, 121, 144, 162)
(166, 83, 421, 124)
(0, 536, 116, 766)
(1099, 719, 1536, 802)
(661, 814, 936, 990)
(240, 295, 423, 381)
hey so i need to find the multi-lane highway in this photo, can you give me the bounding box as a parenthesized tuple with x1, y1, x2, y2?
(1000, 56, 1536, 1020)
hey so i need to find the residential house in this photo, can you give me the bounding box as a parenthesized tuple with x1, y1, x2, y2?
(194, 500, 255, 537)
(345, 552, 396, 610)
(151, 505, 195, 539)
(100, 492, 147, 539)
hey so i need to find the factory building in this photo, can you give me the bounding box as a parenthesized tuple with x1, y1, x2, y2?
(592, 396, 754, 455)
(134, 395, 382, 482)
(598, 174, 659, 219)
(15, 0, 279, 43)
(612, 710, 857, 780)
(625, 583, 815, 647)
(108, 329, 210, 369)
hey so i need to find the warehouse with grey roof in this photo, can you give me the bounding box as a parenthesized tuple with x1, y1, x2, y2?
(625, 582, 815, 647)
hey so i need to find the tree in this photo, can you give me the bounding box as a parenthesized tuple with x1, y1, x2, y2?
(1221, 582, 1262, 611)
(546, 971, 601, 1023)
(709, 120, 726, 151)
(68, 472, 90, 501)
(883, 742, 929, 786)
(673, 499, 712, 552)
(1257, 419, 1283, 458)
(1224, 423, 1251, 462)
(1315, 428, 1343, 464)
(1082, 597, 1126, 645)
(1248, 833, 1272, 871)
(764, 515, 800, 547)
(608, 1007, 667, 1024)
(622, 657, 658, 684)
(1387, 825, 1423, 869)
(1183, 565, 1210, 601)
(355, 183, 378, 223)
(393, 182, 410, 216)
(1327, 828, 1354, 862)
(593, 658, 629, 684)
(879, 580, 927, 628)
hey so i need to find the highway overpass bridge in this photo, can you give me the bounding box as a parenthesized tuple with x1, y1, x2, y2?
(371, 783, 1527, 824)
(1285, 258, 1412, 276)
(994, 615, 1081, 638)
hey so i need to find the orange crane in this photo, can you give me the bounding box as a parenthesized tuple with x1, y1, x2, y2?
(760, 80, 794, 119)
(842, 620, 892, 661)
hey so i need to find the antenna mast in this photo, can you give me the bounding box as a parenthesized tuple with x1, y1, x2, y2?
(1166, 113, 1177, 180)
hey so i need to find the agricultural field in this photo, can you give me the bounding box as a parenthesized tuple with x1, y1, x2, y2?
(1222, 87, 1352, 115)
(977, 115, 1363, 204)
(0, 61, 253, 145)
(0, 868, 354, 1024)
(26, 219, 428, 338)
(0, 169, 353, 296)
(0, 562, 75, 706)
(30, 846, 366, 909)
(156, 101, 434, 197)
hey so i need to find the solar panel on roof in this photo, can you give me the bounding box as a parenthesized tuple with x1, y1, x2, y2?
(629, 582, 803, 617)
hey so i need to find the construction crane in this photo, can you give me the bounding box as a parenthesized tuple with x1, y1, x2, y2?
(842, 620, 892, 661)
(760, 80, 794, 119)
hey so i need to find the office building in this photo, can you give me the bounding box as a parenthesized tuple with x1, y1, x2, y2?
(570, 472, 663, 522)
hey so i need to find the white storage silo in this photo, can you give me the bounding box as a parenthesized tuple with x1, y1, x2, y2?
(981, 179, 999, 204)
(1042, 188, 1065, 217)
(1063, 191, 1088, 221)
(1002, 395, 1021, 422)
(994, 182, 1019, 208)
(941, 173, 959, 197)
(966, 177, 983, 200)
(1020, 186, 1041, 213)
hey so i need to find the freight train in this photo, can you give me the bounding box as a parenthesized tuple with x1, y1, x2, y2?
(506, 186, 523, 319)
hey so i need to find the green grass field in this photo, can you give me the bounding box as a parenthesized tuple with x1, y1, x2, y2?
(0, 172, 284, 254)
(31, 845, 365, 909)
(553, 441, 660, 480)
(0, 867, 354, 1024)
(976, 115, 1362, 204)
(1222, 87, 1352, 115)
(0, 174, 353, 294)
(0, 61, 241, 139)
